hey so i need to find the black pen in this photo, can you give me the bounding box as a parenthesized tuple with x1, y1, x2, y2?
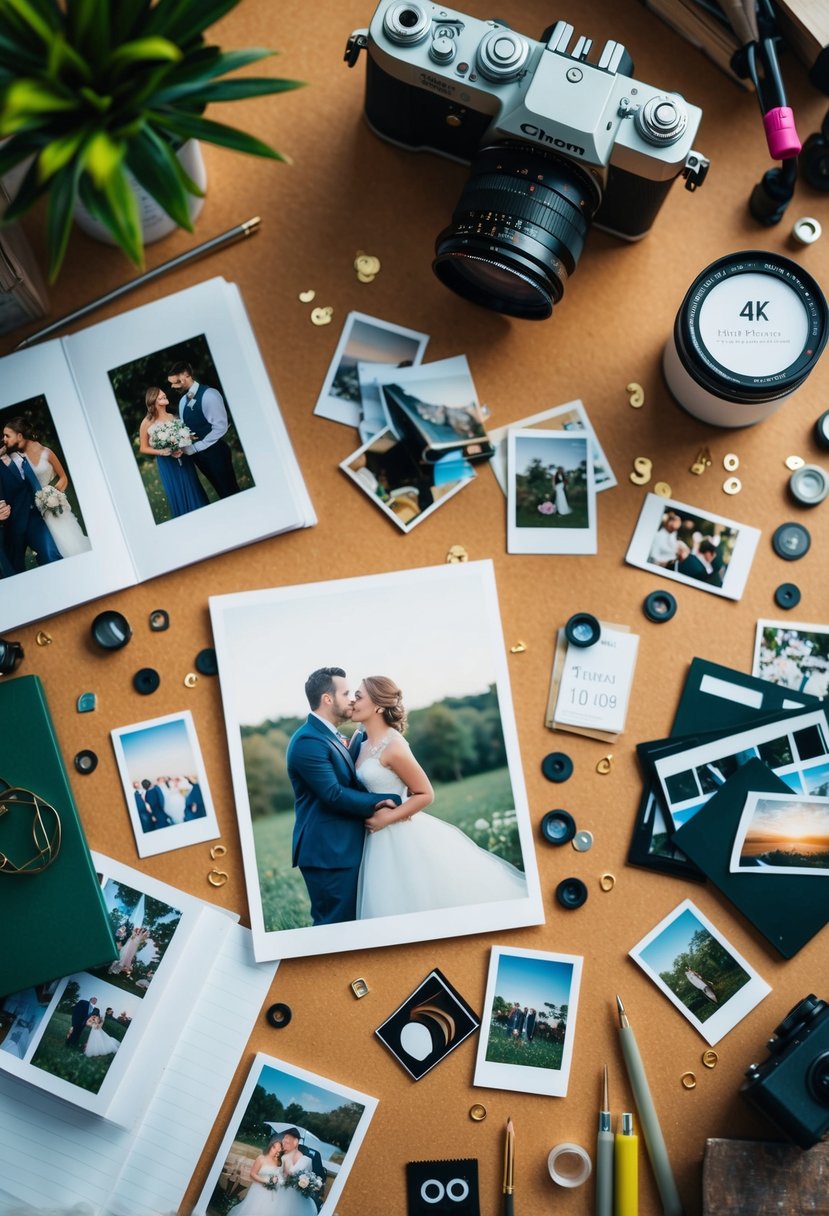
(13, 216, 261, 350)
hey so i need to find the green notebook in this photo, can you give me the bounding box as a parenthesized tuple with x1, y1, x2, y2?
(0, 674, 117, 997)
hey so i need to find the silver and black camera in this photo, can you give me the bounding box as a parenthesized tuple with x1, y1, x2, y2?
(741, 995, 829, 1149)
(345, 3, 709, 319)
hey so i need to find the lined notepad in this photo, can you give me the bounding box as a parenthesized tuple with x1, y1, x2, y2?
(0, 923, 277, 1215)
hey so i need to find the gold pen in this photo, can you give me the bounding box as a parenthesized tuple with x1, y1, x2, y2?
(503, 1117, 515, 1216)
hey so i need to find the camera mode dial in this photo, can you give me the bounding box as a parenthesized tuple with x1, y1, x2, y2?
(635, 94, 688, 146)
(476, 27, 530, 81)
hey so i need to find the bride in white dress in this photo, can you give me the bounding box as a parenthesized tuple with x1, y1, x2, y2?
(231, 1139, 283, 1214)
(160, 777, 187, 825)
(83, 1014, 120, 1058)
(1, 417, 91, 557)
(352, 676, 527, 919)
(553, 466, 572, 516)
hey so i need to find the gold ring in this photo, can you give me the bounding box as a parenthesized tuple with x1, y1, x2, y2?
(680, 1071, 697, 1089)
(599, 873, 616, 892)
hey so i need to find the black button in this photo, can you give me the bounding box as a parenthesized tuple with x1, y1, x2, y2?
(772, 522, 811, 561)
(542, 752, 573, 783)
(74, 749, 98, 774)
(555, 877, 588, 909)
(0, 637, 24, 675)
(149, 609, 170, 632)
(266, 1002, 292, 1028)
(565, 612, 601, 648)
(540, 809, 576, 845)
(133, 667, 160, 695)
(774, 582, 801, 610)
(195, 647, 218, 676)
(814, 409, 829, 451)
(643, 589, 677, 623)
(91, 610, 132, 650)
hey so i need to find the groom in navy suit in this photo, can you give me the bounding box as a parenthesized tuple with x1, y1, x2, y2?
(287, 667, 401, 926)
(0, 452, 61, 574)
(166, 361, 239, 499)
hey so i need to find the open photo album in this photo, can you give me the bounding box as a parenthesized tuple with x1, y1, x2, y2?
(0, 853, 248, 1128)
(0, 276, 315, 632)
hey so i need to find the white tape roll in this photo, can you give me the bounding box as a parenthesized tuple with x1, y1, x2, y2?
(547, 1142, 592, 1188)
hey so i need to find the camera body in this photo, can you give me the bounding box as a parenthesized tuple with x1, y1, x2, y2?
(346, 2, 707, 241)
(741, 994, 829, 1149)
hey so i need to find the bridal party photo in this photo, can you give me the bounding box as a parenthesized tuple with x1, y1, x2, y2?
(107, 334, 254, 525)
(30, 974, 141, 1095)
(0, 395, 92, 578)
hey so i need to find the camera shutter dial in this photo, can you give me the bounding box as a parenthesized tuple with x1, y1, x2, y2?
(476, 28, 530, 81)
(636, 94, 688, 146)
(383, 3, 431, 45)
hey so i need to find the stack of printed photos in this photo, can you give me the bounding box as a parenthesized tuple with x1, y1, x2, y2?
(314, 311, 493, 532)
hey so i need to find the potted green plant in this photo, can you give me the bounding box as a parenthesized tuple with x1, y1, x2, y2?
(0, 0, 302, 280)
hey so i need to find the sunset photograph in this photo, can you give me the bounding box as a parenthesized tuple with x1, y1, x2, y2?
(732, 792, 829, 875)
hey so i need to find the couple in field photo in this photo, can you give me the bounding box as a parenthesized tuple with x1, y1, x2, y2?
(288, 666, 527, 926)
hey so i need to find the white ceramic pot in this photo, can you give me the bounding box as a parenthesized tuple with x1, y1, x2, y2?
(73, 139, 207, 246)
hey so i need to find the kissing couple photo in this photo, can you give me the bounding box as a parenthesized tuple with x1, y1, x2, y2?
(210, 562, 543, 960)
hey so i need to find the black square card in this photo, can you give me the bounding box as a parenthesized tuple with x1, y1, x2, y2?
(375, 968, 479, 1080)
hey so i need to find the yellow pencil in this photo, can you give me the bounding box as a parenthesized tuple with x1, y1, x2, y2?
(614, 1111, 639, 1216)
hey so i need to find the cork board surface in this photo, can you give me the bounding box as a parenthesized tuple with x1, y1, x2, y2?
(3, 3, 829, 1214)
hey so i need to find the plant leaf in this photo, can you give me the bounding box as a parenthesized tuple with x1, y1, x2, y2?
(64, 0, 109, 64)
(82, 129, 124, 187)
(46, 33, 93, 84)
(150, 110, 285, 160)
(0, 130, 47, 178)
(109, 0, 153, 44)
(37, 127, 88, 180)
(125, 126, 196, 229)
(1, 154, 50, 222)
(157, 75, 304, 105)
(78, 166, 144, 266)
(2, 0, 61, 46)
(108, 36, 181, 71)
(44, 155, 83, 281)
(144, 0, 241, 46)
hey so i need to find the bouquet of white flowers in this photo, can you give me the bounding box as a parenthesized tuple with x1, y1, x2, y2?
(148, 419, 193, 452)
(283, 1169, 324, 1200)
(34, 485, 68, 517)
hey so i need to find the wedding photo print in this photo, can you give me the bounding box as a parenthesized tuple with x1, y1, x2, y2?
(629, 899, 771, 1045)
(88, 876, 183, 998)
(730, 791, 829, 875)
(110, 710, 220, 858)
(507, 430, 596, 555)
(195, 1052, 378, 1216)
(314, 311, 429, 427)
(0, 395, 91, 578)
(107, 334, 253, 525)
(626, 493, 760, 600)
(209, 561, 543, 961)
(473, 946, 583, 1097)
(753, 621, 829, 697)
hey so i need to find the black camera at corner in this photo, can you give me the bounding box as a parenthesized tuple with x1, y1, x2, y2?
(741, 994, 829, 1149)
(345, 3, 709, 320)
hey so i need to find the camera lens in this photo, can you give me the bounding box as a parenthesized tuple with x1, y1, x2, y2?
(383, 3, 430, 44)
(808, 1052, 829, 1107)
(433, 142, 601, 320)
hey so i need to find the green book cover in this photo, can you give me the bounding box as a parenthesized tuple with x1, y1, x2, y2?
(0, 674, 117, 997)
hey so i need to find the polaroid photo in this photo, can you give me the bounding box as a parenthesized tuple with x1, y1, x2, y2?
(625, 493, 761, 600)
(653, 706, 829, 830)
(629, 899, 771, 1045)
(340, 425, 474, 532)
(377, 355, 492, 462)
(209, 559, 544, 961)
(730, 791, 829, 875)
(753, 620, 829, 698)
(194, 1052, 378, 1216)
(488, 399, 616, 494)
(507, 429, 596, 555)
(473, 946, 583, 1098)
(375, 968, 479, 1080)
(110, 710, 219, 858)
(314, 311, 429, 427)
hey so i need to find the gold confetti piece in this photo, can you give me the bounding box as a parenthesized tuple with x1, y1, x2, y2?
(626, 382, 645, 408)
(350, 978, 370, 998)
(446, 544, 468, 562)
(356, 271, 376, 283)
(298, 289, 316, 303)
(207, 869, 228, 887)
(702, 1049, 719, 1069)
(311, 306, 334, 325)
(510, 641, 527, 654)
(723, 476, 742, 495)
(654, 481, 672, 498)
(184, 672, 198, 688)
(690, 447, 712, 474)
(469, 1103, 487, 1122)
(785, 455, 805, 470)
(599, 873, 616, 892)
(629, 456, 652, 485)
(723, 452, 740, 471)
(210, 844, 227, 860)
(36, 630, 53, 646)
(681, 1072, 697, 1089)
(354, 253, 381, 274)
(596, 755, 613, 774)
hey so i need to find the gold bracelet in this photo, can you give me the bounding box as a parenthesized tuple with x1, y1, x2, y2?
(0, 782, 62, 875)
